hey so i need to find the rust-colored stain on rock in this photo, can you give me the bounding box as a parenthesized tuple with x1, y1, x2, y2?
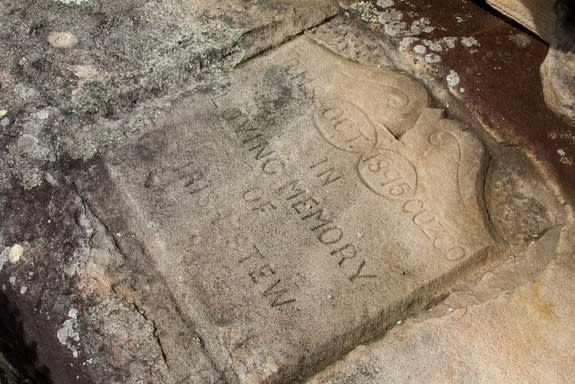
(358, 0, 575, 203)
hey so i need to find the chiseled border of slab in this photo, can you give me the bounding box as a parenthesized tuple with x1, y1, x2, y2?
(307, 224, 575, 384)
(75, 36, 497, 383)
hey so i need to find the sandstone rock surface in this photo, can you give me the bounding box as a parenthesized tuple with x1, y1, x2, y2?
(542, 43, 575, 126)
(308, 225, 575, 384)
(0, 0, 337, 190)
(76, 36, 494, 383)
(0, 1, 573, 384)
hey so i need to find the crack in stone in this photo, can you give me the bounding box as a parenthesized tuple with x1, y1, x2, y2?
(134, 305, 169, 367)
(230, 12, 340, 69)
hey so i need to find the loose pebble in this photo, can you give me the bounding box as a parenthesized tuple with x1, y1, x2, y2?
(47, 32, 79, 48)
(8, 244, 23, 264)
(32, 109, 50, 120)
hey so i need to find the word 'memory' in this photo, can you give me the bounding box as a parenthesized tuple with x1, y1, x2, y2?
(219, 103, 377, 284)
(276, 179, 377, 283)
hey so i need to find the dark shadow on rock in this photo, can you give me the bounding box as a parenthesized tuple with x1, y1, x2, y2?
(0, 292, 53, 384)
(541, 0, 575, 125)
(554, 0, 575, 52)
(471, 0, 550, 43)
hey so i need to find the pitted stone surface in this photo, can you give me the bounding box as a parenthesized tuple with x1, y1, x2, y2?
(77, 36, 493, 383)
(307, 226, 575, 384)
(0, 3, 572, 384)
(0, 0, 338, 190)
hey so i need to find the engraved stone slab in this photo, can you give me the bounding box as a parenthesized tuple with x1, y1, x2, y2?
(78, 37, 494, 383)
(307, 228, 574, 384)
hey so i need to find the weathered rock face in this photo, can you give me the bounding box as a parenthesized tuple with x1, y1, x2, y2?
(483, 0, 575, 130)
(308, 225, 575, 384)
(0, 1, 572, 384)
(75, 37, 495, 383)
(0, 0, 337, 191)
(541, 42, 575, 126)
(326, 0, 575, 203)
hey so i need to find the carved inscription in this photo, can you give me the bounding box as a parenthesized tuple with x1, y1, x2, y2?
(314, 99, 378, 153)
(225, 37, 477, 265)
(358, 149, 417, 200)
(312, 99, 468, 260)
(221, 105, 379, 285)
(93, 38, 494, 383)
(242, 187, 278, 214)
(310, 158, 343, 187)
(402, 199, 465, 260)
(221, 108, 287, 176)
(276, 179, 377, 282)
(241, 177, 378, 283)
(238, 246, 296, 307)
(209, 41, 485, 299)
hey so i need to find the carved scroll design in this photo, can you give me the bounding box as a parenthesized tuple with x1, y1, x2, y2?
(313, 98, 476, 261)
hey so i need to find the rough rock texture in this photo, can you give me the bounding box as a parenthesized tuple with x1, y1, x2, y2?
(308, 225, 575, 384)
(0, 0, 338, 191)
(75, 36, 496, 383)
(0, 1, 339, 383)
(0, 1, 573, 383)
(445, 0, 575, 147)
(485, 0, 575, 147)
(541, 37, 575, 126)
(323, 0, 575, 207)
